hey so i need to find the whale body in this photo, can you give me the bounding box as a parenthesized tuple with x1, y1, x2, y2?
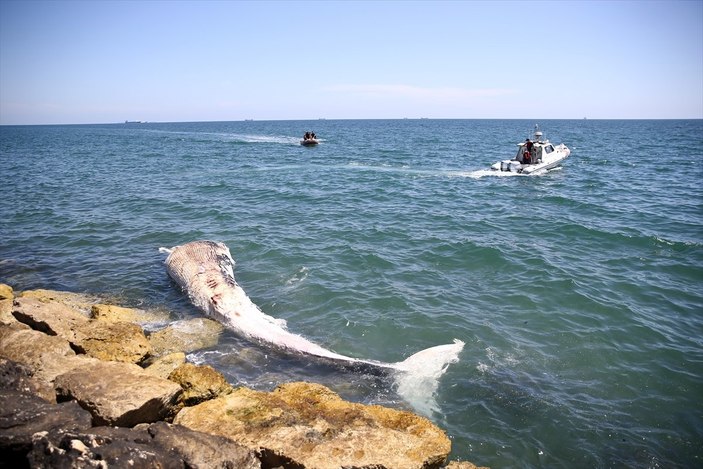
(161, 240, 463, 412)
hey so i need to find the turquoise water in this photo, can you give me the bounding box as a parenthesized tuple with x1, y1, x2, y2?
(1, 119, 702, 467)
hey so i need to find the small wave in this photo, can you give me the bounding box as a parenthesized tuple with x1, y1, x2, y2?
(284, 266, 309, 288)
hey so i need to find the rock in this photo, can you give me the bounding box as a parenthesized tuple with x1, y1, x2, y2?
(148, 318, 224, 356)
(145, 421, 260, 469)
(12, 296, 152, 364)
(0, 323, 100, 383)
(0, 357, 55, 403)
(54, 360, 182, 426)
(0, 299, 16, 325)
(168, 363, 233, 406)
(26, 422, 261, 469)
(143, 352, 186, 379)
(0, 284, 14, 326)
(17, 289, 98, 316)
(0, 284, 13, 300)
(174, 381, 452, 469)
(91, 303, 171, 325)
(73, 320, 152, 364)
(11, 296, 89, 341)
(27, 427, 185, 469)
(0, 390, 92, 467)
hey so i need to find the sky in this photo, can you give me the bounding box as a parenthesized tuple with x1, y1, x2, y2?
(0, 0, 701, 125)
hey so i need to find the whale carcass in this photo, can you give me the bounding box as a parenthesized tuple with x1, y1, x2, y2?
(161, 240, 463, 411)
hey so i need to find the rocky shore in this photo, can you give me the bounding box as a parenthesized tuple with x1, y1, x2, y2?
(0, 283, 486, 469)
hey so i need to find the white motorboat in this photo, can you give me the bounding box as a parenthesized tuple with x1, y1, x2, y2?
(300, 138, 319, 146)
(491, 125, 570, 174)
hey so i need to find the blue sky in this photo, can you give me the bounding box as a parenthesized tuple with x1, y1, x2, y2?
(1, 0, 701, 124)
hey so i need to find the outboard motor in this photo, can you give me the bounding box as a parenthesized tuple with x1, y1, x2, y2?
(501, 160, 522, 172)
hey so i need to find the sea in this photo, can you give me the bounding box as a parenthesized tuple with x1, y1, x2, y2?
(1, 119, 701, 468)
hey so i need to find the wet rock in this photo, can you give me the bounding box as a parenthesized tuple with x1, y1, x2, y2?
(174, 381, 452, 469)
(168, 362, 234, 406)
(148, 318, 224, 356)
(54, 360, 182, 427)
(0, 357, 55, 403)
(0, 390, 92, 467)
(143, 352, 186, 379)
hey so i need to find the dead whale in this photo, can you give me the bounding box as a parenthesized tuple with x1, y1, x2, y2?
(161, 240, 464, 412)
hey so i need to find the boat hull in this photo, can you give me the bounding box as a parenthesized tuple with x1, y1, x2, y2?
(491, 144, 570, 174)
(300, 139, 319, 146)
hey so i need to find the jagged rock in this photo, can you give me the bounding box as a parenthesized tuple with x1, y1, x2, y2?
(145, 421, 260, 468)
(0, 284, 14, 326)
(148, 318, 224, 356)
(143, 352, 187, 379)
(0, 299, 16, 325)
(0, 284, 13, 300)
(174, 381, 452, 469)
(91, 303, 171, 325)
(0, 323, 100, 383)
(54, 360, 182, 426)
(12, 296, 152, 364)
(26, 422, 261, 469)
(0, 390, 92, 467)
(73, 320, 152, 364)
(0, 357, 55, 403)
(12, 296, 89, 341)
(168, 362, 234, 406)
(27, 427, 185, 469)
(17, 289, 98, 316)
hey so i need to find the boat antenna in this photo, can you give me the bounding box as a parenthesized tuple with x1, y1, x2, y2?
(534, 124, 543, 142)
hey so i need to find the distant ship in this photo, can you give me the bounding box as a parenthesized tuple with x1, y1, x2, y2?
(124, 120, 146, 124)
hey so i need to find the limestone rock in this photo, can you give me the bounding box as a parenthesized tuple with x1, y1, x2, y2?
(0, 323, 100, 383)
(73, 320, 152, 364)
(18, 288, 98, 316)
(27, 427, 185, 469)
(0, 283, 13, 300)
(54, 360, 182, 426)
(12, 296, 89, 341)
(0, 284, 14, 325)
(26, 422, 260, 469)
(0, 357, 55, 403)
(0, 390, 92, 467)
(145, 421, 260, 469)
(0, 299, 16, 325)
(143, 352, 186, 379)
(91, 303, 171, 325)
(175, 381, 452, 469)
(148, 318, 224, 356)
(168, 362, 234, 406)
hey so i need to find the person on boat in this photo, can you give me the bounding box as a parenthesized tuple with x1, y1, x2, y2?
(523, 139, 534, 164)
(304, 132, 311, 141)
(311, 132, 316, 139)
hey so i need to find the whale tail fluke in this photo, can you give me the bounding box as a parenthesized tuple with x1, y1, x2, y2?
(392, 339, 465, 417)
